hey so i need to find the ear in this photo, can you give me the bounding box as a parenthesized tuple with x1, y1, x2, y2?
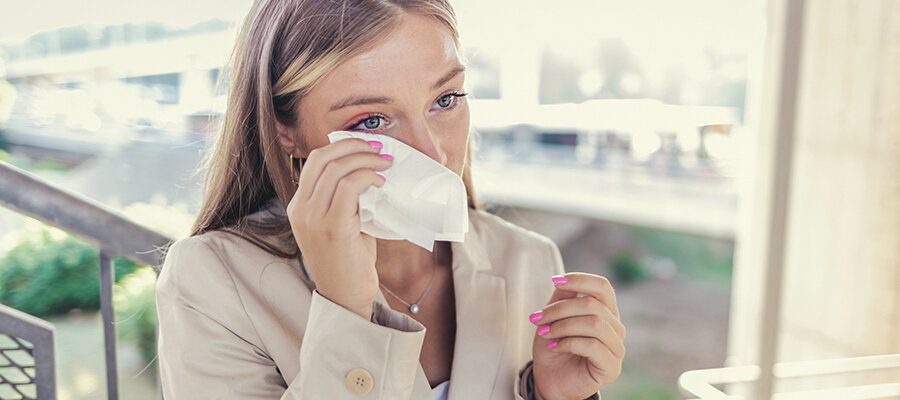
(275, 122, 306, 158)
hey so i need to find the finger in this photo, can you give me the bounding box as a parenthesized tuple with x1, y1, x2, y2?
(327, 168, 387, 218)
(549, 337, 621, 378)
(307, 152, 392, 216)
(537, 315, 625, 359)
(545, 284, 578, 305)
(532, 296, 625, 340)
(549, 272, 619, 318)
(297, 138, 384, 201)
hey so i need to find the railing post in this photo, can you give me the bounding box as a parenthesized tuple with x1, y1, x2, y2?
(99, 249, 119, 400)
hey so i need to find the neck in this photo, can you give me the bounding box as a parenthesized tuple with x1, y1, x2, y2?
(375, 239, 449, 291)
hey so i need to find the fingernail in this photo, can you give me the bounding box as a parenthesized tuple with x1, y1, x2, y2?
(380, 154, 393, 161)
(529, 311, 543, 324)
(537, 325, 550, 336)
(377, 174, 386, 181)
(552, 275, 568, 286)
(367, 140, 383, 149)
(548, 340, 558, 350)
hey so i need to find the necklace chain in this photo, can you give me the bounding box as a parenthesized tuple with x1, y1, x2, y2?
(378, 247, 439, 315)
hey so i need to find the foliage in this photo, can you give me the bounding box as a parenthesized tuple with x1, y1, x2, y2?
(0, 224, 139, 317)
(619, 384, 674, 400)
(120, 197, 193, 239)
(610, 252, 650, 284)
(630, 227, 733, 285)
(114, 266, 158, 364)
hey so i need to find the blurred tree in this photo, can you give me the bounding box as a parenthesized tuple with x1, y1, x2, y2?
(539, 49, 583, 104)
(58, 26, 94, 54)
(594, 38, 645, 99)
(0, 56, 16, 131)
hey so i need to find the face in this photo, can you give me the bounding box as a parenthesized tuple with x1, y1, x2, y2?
(290, 13, 470, 176)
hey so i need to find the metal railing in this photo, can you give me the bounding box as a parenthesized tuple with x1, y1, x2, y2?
(678, 353, 900, 399)
(0, 160, 174, 399)
(0, 304, 55, 399)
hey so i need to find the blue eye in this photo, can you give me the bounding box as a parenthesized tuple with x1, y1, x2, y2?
(350, 114, 386, 131)
(434, 92, 468, 109)
(437, 95, 453, 108)
(363, 116, 381, 129)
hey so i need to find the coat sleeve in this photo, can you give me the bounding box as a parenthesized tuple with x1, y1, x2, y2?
(155, 236, 427, 399)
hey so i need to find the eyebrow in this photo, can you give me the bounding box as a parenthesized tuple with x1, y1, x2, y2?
(432, 65, 466, 90)
(328, 96, 393, 112)
(328, 65, 466, 112)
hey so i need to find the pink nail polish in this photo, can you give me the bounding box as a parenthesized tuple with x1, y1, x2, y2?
(552, 275, 568, 286)
(529, 311, 543, 324)
(537, 325, 550, 336)
(367, 140, 383, 149)
(377, 174, 386, 181)
(548, 340, 558, 350)
(380, 154, 393, 161)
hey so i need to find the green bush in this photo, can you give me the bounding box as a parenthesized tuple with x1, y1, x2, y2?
(0, 226, 139, 317)
(630, 227, 733, 284)
(610, 252, 650, 284)
(114, 266, 158, 364)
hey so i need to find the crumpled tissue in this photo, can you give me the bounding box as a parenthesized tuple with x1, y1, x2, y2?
(327, 131, 469, 251)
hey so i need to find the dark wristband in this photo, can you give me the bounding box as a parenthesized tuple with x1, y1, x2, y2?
(520, 360, 602, 400)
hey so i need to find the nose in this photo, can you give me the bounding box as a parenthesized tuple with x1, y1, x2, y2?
(398, 119, 447, 165)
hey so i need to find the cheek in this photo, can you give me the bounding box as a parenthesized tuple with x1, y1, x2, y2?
(296, 124, 335, 157)
(441, 124, 470, 176)
(441, 109, 470, 175)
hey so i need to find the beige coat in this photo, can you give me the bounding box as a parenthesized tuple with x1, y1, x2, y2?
(155, 201, 601, 399)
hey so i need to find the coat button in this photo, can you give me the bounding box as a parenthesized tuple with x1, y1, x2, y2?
(345, 368, 374, 395)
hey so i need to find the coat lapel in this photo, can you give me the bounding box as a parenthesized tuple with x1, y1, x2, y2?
(375, 210, 508, 399)
(446, 212, 507, 400)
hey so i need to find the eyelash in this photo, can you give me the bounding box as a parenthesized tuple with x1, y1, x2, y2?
(346, 91, 469, 131)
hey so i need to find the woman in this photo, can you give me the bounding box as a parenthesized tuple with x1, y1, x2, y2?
(155, 0, 626, 399)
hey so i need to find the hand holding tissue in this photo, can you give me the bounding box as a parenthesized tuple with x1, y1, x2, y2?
(327, 131, 469, 251)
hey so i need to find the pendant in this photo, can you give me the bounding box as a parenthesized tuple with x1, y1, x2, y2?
(410, 304, 420, 314)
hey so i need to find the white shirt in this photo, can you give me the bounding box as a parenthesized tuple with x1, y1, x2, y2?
(432, 380, 450, 400)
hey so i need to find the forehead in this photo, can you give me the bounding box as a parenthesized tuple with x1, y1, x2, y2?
(316, 13, 461, 96)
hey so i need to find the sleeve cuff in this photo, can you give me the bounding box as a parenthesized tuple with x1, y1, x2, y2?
(296, 289, 426, 398)
(517, 361, 535, 400)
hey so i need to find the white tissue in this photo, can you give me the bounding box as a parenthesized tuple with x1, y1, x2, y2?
(327, 131, 469, 251)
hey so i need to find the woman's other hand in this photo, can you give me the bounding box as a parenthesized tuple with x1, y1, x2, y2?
(530, 272, 626, 400)
(286, 138, 392, 320)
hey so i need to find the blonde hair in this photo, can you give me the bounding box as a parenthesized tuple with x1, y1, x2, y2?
(190, 0, 479, 259)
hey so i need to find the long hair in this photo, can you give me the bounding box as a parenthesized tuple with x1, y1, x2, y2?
(190, 0, 479, 259)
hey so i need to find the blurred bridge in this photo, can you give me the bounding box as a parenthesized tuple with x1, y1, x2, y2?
(474, 158, 737, 240)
